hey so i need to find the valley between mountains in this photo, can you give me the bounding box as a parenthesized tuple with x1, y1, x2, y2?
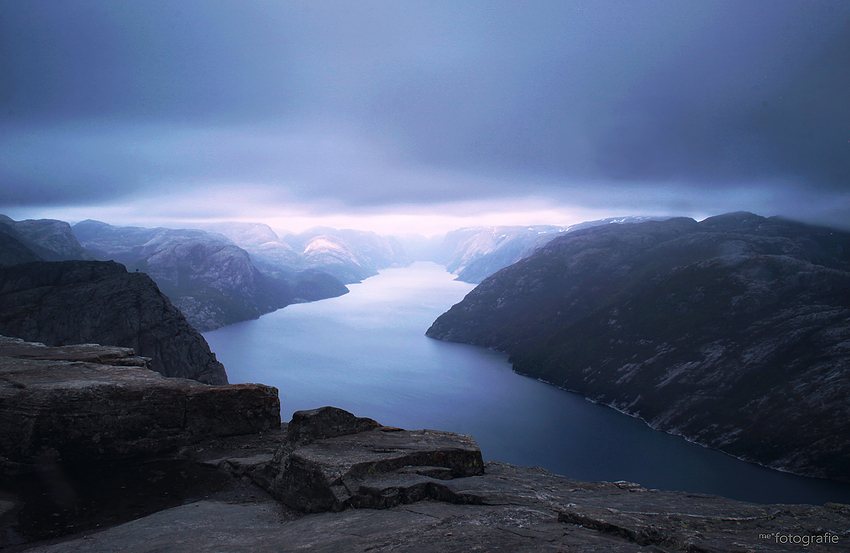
(1, 211, 848, 485)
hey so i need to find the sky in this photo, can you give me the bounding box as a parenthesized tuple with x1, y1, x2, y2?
(2, 1, 849, 235)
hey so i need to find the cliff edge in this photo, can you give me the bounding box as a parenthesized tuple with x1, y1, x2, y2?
(0, 260, 228, 384)
(1, 340, 847, 551)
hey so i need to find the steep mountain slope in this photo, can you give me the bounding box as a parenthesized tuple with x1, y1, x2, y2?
(438, 225, 568, 283)
(73, 221, 297, 331)
(284, 228, 411, 283)
(196, 222, 349, 300)
(0, 226, 42, 267)
(427, 213, 850, 481)
(0, 260, 228, 384)
(0, 215, 93, 262)
(436, 217, 663, 283)
(187, 222, 410, 284)
(197, 221, 303, 274)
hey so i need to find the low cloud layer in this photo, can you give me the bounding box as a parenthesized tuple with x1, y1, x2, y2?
(2, 1, 849, 231)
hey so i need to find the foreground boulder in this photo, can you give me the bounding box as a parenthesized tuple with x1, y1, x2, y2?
(0, 260, 228, 384)
(0, 336, 279, 474)
(261, 407, 484, 513)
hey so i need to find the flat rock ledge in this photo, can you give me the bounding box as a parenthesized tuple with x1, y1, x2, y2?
(260, 406, 485, 513)
(2, 343, 848, 552)
(0, 336, 280, 474)
(21, 461, 850, 553)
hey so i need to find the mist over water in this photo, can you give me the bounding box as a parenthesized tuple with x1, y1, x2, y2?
(205, 262, 850, 505)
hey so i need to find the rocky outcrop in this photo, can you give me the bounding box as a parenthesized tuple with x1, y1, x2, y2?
(260, 407, 484, 513)
(20, 467, 850, 553)
(0, 260, 228, 384)
(0, 336, 279, 474)
(10, 405, 849, 552)
(427, 212, 850, 481)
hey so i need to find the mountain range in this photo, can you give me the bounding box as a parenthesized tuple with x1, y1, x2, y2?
(420, 216, 663, 284)
(72, 220, 316, 331)
(203, 222, 411, 284)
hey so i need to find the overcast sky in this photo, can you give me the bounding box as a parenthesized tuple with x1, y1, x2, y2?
(2, 1, 849, 234)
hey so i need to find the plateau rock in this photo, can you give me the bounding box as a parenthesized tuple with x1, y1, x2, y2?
(428, 213, 850, 481)
(0, 336, 279, 474)
(0, 260, 228, 384)
(11, 405, 850, 552)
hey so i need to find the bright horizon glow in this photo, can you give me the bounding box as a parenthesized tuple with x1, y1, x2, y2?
(0, 203, 628, 237)
(2, 192, 696, 237)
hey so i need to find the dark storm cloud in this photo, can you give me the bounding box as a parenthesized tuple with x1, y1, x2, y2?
(1, 1, 849, 226)
(0, 1, 295, 122)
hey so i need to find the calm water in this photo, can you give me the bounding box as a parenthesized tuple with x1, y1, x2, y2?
(205, 262, 850, 505)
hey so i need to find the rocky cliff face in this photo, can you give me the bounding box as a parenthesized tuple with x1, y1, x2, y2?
(8, 401, 848, 551)
(0, 260, 228, 384)
(1, 342, 846, 551)
(73, 220, 299, 331)
(427, 213, 850, 481)
(0, 336, 278, 473)
(0, 337, 279, 546)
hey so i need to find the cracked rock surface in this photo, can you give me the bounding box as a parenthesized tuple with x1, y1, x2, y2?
(2, 351, 848, 552)
(20, 461, 850, 552)
(0, 336, 279, 473)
